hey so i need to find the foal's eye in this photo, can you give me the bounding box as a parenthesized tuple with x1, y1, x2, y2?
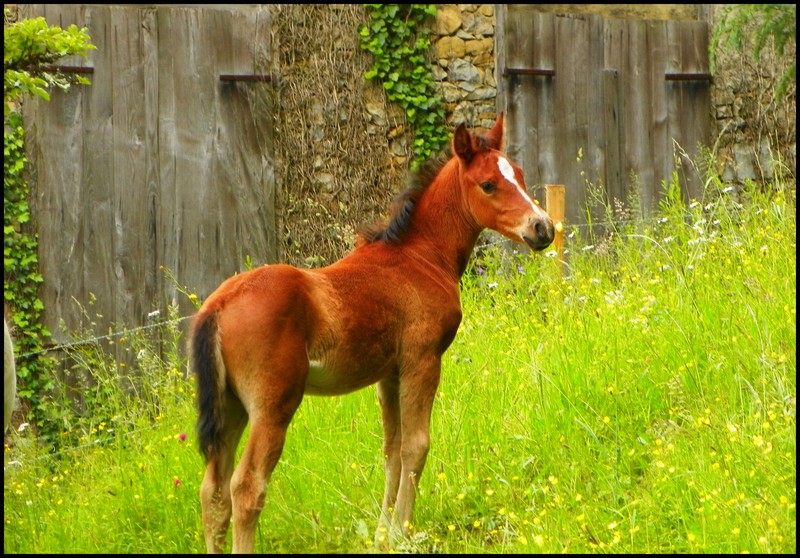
(480, 181, 496, 193)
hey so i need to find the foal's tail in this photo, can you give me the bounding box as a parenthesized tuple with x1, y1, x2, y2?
(191, 311, 226, 462)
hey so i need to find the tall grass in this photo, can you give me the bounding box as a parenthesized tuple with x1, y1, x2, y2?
(4, 172, 795, 554)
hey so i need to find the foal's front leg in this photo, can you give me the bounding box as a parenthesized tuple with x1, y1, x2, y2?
(376, 358, 441, 546)
(393, 362, 440, 536)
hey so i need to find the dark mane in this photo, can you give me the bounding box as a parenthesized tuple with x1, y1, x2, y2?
(357, 152, 450, 245)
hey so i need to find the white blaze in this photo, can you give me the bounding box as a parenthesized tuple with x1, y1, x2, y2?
(497, 156, 548, 218)
(497, 156, 521, 187)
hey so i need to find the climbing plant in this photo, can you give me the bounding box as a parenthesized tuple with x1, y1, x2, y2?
(358, 4, 450, 168)
(711, 4, 796, 100)
(4, 10, 95, 116)
(4, 9, 94, 440)
(3, 113, 56, 431)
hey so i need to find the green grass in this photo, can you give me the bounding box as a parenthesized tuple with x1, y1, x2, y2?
(4, 175, 796, 553)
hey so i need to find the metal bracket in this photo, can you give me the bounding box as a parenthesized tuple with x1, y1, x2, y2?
(41, 65, 94, 74)
(219, 74, 274, 83)
(665, 72, 713, 82)
(503, 67, 555, 77)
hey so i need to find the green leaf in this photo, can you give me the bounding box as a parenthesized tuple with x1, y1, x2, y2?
(360, 3, 448, 168)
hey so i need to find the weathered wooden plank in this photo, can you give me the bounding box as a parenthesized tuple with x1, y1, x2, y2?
(603, 19, 627, 211)
(500, 7, 531, 166)
(649, 20, 670, 209)
(528, 12, 556, 200)
(621, 20, 658, 216)
(224, 6, 275, 268)
(666, 20, 711, 201)
(109, 5, 152, 337)
(502, 10, 555, 204)
(553, 15, 587, 220)
(142, 7, 162, 316)
(585, 14, 607, 211)
(522, 14, 563, 197)
(82, 7, 116, 337)
(175, 8, 231, 302)
(24, 69, 81, 341)
(602, 68, 625, 208)
(571, 14, 609, 225)
(27, 5, 112, 341)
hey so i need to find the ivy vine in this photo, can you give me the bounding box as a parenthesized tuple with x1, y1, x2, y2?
(358, 4, 450, 168)
(3, 112, 55, 427)
(710, 4, 796, 101)
(4, 10, 94, 441)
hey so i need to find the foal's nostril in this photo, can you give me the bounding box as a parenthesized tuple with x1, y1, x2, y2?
(535, 220, 554, 243)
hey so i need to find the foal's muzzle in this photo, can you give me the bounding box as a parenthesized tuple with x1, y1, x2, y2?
(522, 217, 555, 251)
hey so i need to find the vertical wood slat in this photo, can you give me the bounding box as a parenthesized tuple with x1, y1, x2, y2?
(585, 14, 607, 203)
(602, 69, 625, 207)
(142, 7, 161, 316)
(649, 20, 670, 214)
(665, 20, 711, 202)
(622, 20, 657, 216)
(110, 6, 150, 350)
(501, 11, 555, 205)
(26, 83, 80, 340)
(603, 17, 627, 212)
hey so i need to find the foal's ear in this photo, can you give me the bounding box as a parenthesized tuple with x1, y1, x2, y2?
(453, 123, 476, 163)
(486, 113, 505, 151)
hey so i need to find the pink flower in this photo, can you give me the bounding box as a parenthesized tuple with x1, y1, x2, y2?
(174, 478, 182, 487)
(178, 432, 187, 442)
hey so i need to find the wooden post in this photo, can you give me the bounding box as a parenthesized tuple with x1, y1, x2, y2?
(545, 184, 565, 275)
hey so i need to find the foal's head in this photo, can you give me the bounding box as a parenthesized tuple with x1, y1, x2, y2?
(455, 115, 555, 251)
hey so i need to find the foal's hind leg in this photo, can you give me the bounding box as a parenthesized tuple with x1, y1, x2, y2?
(201, 393, 247, 553)
(229, 380, 305, 554)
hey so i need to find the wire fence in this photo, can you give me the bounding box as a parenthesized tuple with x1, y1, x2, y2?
(15, 315, 194, 360)
(5, 422, 163, 465)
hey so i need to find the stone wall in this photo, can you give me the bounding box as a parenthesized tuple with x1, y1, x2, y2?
(432, 4, 498, 130)
(708, 11, 796, 185)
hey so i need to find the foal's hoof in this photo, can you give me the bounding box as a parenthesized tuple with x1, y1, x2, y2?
(372, 526, 393, 551)
(373, 524, 406, 552)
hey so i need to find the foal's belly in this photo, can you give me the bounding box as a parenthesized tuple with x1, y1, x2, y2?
(304, 356, 393, 396)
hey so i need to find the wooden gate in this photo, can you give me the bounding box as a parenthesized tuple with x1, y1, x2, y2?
(497, 8, 711, 226)
(24, 4, 275, 344)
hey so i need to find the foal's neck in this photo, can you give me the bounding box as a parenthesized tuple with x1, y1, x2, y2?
(403, 160, 482, 280)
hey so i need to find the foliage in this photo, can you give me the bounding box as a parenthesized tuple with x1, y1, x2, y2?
(4, 9, 95, 438)
(3, 113, 55, 434)
(3, 156, 795, 553)
(710, 4, 796, 100)
(3, 9, 95, 117)
(358, 4, 450, 168)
